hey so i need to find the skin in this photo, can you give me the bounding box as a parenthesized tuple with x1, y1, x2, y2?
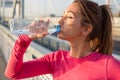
(28, 3, 93, 58)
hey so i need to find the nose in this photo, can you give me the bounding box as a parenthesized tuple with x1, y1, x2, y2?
(58, 17, 64, 25)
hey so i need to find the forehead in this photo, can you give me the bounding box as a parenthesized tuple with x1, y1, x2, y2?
(65, 3, 80, 15)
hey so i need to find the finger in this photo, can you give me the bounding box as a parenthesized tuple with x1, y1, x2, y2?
(37, 32, 48, 38)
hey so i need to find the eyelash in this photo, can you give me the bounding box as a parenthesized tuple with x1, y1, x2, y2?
(67, 16, 73, 19)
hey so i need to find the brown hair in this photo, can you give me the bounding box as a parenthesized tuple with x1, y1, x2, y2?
(73, 0, 113, 54)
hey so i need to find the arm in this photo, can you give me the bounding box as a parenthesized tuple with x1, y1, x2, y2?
(107, 56, 120, 80)
(5, 35, 53, 79)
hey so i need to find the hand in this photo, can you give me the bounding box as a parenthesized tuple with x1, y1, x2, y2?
(28, 32, 48, 40)
(28, 19, 49, 40)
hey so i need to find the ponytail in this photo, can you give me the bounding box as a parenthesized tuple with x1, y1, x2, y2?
(98, 5, 113, 54)
(73, 0, 113, 54)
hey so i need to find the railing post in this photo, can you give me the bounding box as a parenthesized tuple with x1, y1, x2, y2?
(1, 0, 5, 23)
(20, 0, 24, 19)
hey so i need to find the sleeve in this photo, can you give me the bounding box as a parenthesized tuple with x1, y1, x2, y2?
(5, 35, 53, 79)
(107, 56, 120, 80)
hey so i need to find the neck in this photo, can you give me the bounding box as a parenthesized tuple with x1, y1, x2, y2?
(69, 39, 92, 58)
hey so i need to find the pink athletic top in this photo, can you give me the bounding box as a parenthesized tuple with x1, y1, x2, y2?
(5, 35, 120, 80)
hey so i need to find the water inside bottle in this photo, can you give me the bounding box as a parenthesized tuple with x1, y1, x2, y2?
(9, 19, 33, 35)
(9, 18, 61, 35)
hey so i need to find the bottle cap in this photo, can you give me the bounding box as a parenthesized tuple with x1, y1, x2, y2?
(56, 25, 61, 33)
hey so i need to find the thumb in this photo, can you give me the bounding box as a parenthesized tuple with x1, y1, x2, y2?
(45, 19, 50, 27)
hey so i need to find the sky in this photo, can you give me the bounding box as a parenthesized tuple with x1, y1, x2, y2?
(93, 0, 120, 13)
(24, 0, 120, 17)
(24, 0, 72, 17)
(1, 0, 120, 17)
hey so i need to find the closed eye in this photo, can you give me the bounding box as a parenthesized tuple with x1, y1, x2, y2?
(66, 16, 73, 19)
(60, 15, 73, 19)
(67, 16, 73, 19)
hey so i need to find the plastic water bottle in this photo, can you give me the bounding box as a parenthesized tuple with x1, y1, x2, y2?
(9, 18, 61, 35)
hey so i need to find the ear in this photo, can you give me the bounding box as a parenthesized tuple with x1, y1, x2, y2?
(83, 24, 93, 35)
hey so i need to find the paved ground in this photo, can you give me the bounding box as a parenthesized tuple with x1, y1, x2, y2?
(0, 50, 9, 80)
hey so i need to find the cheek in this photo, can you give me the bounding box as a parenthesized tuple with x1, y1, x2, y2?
(69, 22, 83, 36)
(58, 19, 82, 38)
(62, 20, 81, 34)
(58, 25, 82, 39)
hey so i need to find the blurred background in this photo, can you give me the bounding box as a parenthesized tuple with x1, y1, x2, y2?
(0, 0, 120, 80)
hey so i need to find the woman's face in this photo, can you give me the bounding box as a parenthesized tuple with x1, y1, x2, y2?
(58, 3, 85, 41)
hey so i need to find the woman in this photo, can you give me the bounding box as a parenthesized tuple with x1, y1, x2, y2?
(5, 0, 120, 80)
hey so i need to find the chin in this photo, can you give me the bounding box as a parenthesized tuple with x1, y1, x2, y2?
(57, 33, 68, 41)
(57, 33, 64, 40)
